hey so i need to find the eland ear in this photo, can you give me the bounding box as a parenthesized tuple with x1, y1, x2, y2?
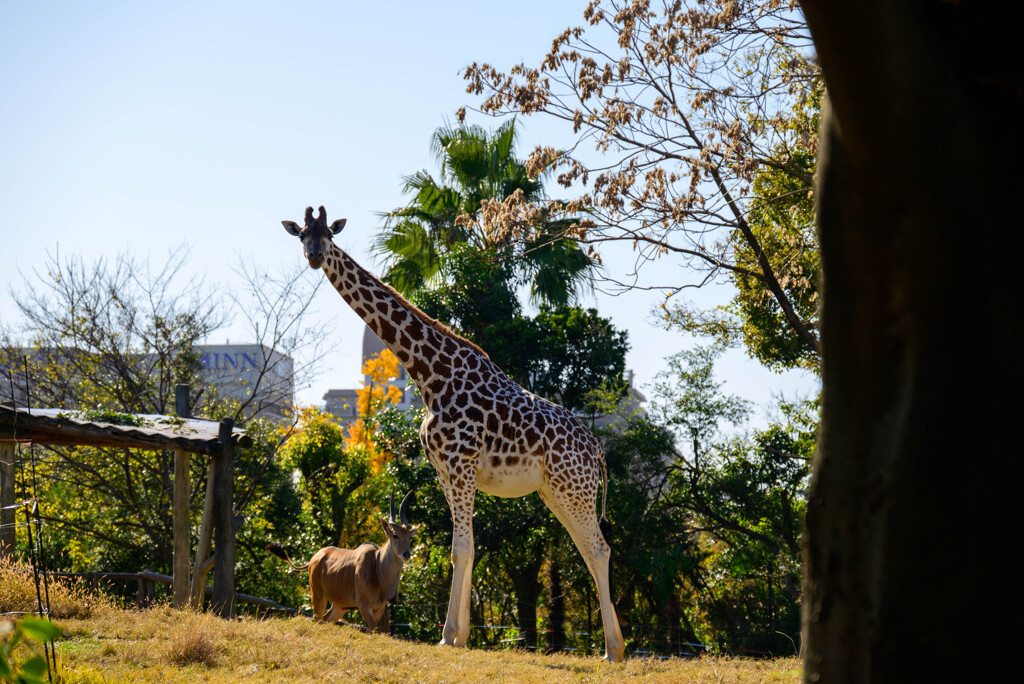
(329, 218, 347, 235)
(282, 220, 302, 236)
(380, 517, 393, 536)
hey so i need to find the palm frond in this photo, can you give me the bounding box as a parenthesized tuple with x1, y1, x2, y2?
(524, 237, 597, 307)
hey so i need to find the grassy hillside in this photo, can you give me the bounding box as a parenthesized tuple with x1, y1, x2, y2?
(2, 561, 801, 683)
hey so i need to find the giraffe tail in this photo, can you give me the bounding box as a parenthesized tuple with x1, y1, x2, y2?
(598, 450, 615, 599)
(599, 449, 612, 545)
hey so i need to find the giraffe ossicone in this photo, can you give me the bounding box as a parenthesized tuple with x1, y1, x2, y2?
(282, 206, 625, 662)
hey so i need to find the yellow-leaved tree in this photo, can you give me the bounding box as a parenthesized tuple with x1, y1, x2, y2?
(345, 349, 405, 474)
(278, 406, 381, 546)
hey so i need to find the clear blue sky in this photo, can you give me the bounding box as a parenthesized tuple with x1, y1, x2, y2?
(0, 0, 816, 417)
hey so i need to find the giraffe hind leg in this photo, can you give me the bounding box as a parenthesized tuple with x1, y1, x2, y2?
(539, 483, 626, 662)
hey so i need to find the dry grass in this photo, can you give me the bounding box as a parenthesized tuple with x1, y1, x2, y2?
(50, 606, 801, 683)
(3, 562, 801, 682)
(0, 557, 113, 620)
(165, 614, 221, 667)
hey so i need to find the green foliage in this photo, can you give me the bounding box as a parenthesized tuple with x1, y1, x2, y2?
(598, 414, 705, 654)
(227, 415, 306, 608)
(519, 307, 628, 413)
(584, 345, 816, 654)
(653, 346, 813, 653)
(729, 77, 821, 373)
(650, 345, 752, 446)
(663, 79, 823, 374)
(75, 409, 146, 426)
(377, 119, 596, 308)
(0, 616, 60, 684)
(277, 409, 374, 547)
(413, 243, 521, 343)
(413, 245, 629, 414)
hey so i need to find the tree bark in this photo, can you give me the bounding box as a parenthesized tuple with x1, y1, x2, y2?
(663, 594, 682, 656)
(545, 554, 566, 653)
(172, 384, 191, 609)
(211, 419, 236, 618)
(509, 561, 543, 651)
(189, 457, 216, 609)
(800, 2, 1024, 681)
(0, 443, 15, 558)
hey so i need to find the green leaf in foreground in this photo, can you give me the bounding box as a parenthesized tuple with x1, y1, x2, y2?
(16, 617, 61, 643)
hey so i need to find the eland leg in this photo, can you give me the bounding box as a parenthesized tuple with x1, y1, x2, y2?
(324, 603, 344, 624)
(310, 580, 328, 622)
(539, 484, 625, 662)
(359, 600, 383, 632)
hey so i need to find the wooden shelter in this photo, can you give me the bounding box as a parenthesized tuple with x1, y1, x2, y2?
(0, 387, 249, 618)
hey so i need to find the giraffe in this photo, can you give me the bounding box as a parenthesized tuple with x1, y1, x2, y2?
(282, 206, 625, 661)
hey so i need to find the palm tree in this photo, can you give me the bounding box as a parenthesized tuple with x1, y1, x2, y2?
(374, 119, 596, 307)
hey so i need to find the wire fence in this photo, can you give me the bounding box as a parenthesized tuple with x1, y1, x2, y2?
(382, 602, 715, 659)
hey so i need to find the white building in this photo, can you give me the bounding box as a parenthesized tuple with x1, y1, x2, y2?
(322, 326, 417, 427)
(0, 344, 295, 423)
(196, 344, 294, 421)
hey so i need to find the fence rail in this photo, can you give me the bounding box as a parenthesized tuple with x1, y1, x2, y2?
(47, 569, 302, 615)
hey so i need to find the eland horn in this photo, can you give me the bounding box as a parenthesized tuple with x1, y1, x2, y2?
(399, 490, 413, 527)
(389, 491, 396, 524)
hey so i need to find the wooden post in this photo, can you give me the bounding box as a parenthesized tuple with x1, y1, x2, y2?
(137, 570, 156, 608)
(188, 456, 216, 609)
(211, 418, 235, 618)
(0, 442, 15, 558)
(172, 384, 190, 609)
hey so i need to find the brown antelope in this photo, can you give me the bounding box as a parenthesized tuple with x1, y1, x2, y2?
(266, 492, 418, 632)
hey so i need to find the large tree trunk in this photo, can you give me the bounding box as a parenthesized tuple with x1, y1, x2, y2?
(545, 553, 566, 653)
(800, 2, 1024, 681)
(509, 562, 543, 651)
(662, 594, 682, 656)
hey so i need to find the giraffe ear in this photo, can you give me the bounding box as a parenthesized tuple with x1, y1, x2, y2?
(282, 220, 302, 236)
(329, 218, 347, 235)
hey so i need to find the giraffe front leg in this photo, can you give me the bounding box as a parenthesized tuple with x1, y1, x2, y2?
(454, 536, 473, 647)
(438, 466, 476, 649)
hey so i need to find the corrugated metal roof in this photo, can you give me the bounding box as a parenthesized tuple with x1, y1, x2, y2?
(0, 404, 250, 455)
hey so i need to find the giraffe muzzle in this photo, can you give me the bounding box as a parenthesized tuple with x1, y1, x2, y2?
(307, 254, 325, 269)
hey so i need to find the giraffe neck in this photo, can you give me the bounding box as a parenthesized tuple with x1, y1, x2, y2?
(320, 242, 482, 400)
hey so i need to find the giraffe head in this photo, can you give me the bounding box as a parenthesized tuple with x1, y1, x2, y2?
(282, 205, 347, 269)
(381, 490, 419, 562)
